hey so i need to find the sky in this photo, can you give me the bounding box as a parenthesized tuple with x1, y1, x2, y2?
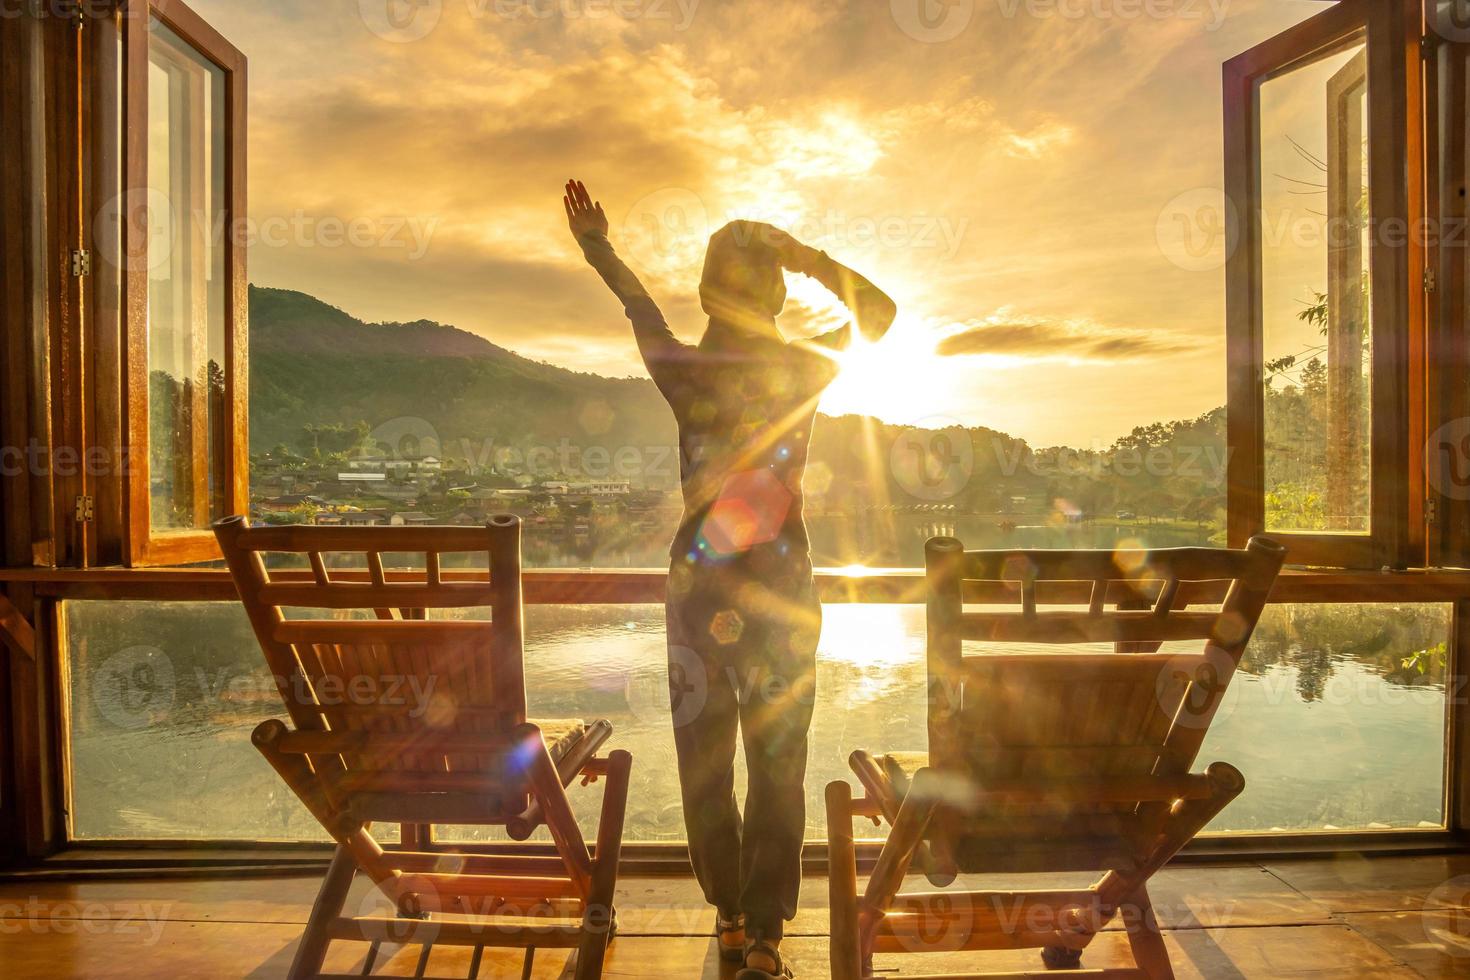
(187, 0, 1331, 447)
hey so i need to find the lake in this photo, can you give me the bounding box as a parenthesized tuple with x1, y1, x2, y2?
(67, 600, 1447, 842)
(515, 512, 1214, 569)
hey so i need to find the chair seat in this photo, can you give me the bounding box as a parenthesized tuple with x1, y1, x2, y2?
(872, 751, 1154, 874)
(337, 720, 606, 825)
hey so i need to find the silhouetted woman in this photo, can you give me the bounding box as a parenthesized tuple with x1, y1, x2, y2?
(566, 179, 895, 980)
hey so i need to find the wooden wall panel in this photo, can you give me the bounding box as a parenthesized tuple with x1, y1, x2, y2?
(89, 8, 126, 567)
(45, 8, 89, 569)
(0, 7, 50, 569)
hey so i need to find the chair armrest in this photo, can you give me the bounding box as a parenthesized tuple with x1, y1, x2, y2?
(506, 719, 615, 840)
(849, 750, 903, 824)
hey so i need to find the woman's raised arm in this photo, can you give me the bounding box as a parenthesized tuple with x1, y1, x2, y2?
(771, 231, 897, 345)
(565, 179, 690, 389)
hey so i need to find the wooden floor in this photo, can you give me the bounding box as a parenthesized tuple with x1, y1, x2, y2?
(2, 853, 1469, 978)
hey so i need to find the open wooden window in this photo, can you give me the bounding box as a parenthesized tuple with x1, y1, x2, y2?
(1427, 22, 1470, 568)
(1224, 0, 1421, 568)
(120, 0, 247, 566)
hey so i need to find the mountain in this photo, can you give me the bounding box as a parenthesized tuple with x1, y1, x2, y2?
(249, 285, 676, 472)
(247, 285, 1226, 518)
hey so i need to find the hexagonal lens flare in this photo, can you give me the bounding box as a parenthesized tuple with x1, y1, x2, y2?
(695, 468, 792, 557)
(709, 609, 745, 645)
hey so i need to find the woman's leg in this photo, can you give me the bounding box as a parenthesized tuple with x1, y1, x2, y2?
(735, 588, 820, 942)
(666, 597, 743, 919)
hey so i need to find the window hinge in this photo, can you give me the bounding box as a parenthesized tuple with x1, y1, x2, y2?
(1427, 497, 1439, 526)
(74, 495, 94, 524)
(71, 249, 92, 277)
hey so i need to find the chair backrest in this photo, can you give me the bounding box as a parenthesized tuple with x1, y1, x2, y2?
(923, 535, 1285, 812)
(214, 515, 526, 805)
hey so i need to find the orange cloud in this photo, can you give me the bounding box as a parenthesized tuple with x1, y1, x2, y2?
(936, 316, 1196, 361)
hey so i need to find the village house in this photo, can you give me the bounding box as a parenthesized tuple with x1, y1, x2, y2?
(260, 493, 325, 514)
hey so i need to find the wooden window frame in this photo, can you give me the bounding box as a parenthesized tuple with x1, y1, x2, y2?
(3, 0, 1468, 866)
(120, 0, 248, 567)
(1224, 0, 1424, 569)
(1427, 28, 1470, 567)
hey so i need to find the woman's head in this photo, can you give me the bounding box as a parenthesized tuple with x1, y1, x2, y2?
(699, 220, 787, 335)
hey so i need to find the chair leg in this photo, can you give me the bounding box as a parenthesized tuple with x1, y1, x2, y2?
(857, 768, 942, 970)
(289, 842, 357, 980)
(1122, 884, 1175, 980)
(574, 750, 631, 980)
(861, 770, 941, 909)
(826, 781, 864, 980)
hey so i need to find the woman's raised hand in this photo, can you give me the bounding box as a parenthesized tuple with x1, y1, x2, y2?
(564, 179, 609, 240)
(755, 225, 822, 275)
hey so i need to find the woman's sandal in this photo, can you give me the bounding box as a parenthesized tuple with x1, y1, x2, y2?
(717, 911, 746, 962)
(734, 939, 794, 979)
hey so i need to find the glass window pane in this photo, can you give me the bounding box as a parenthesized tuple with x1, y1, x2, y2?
(67, 599, 1446, 841)
(147, 17, 228, 532)
(68, 600, 321, 840)
(1200, 602, 1448, 832)
(1258, 41, 1372, 534)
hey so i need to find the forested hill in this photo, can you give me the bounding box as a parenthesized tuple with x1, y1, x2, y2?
(248, 285, 675, 459)
(247, 284, 1226, 516)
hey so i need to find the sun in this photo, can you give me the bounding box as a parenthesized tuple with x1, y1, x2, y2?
(819, 329, 950, 424)
(780, 274, 963, 424)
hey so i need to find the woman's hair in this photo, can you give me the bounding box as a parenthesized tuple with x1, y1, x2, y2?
(699, 220, 787, 329)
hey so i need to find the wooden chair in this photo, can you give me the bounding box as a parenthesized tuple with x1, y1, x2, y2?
(826, 535, 1285, 980)
(214, 515, 631, 980)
